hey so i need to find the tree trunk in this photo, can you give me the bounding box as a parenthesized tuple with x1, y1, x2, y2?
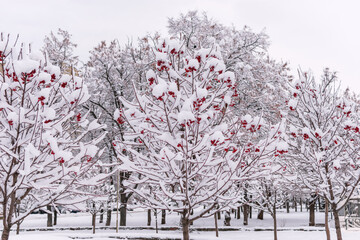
(237, 206, 241, 219)
(92, 213, 96, 234)
(119, 171, 130, 227)
(286, 201, 290, 213)
(161, 209, 166, 224)
(53, 209, 57, 226)
(273, 206, 278, 240)
(309, 198, 316, 226)
(155, 210, 158, 233)
(224, 210, 231, 226)
(181, 215, 190, 240)
(120, 203, 127, 226)
(294, 198, 297, 212)
(300, 198, 303, 212)
(214, 212, 219, 237)
(325, 199, 330, 240)
(332, 204, 343, 240)
(16, 223, 20, 235)
(105, 209, 112, 226)
(257, 210, 264, 220)
(147, 209, 151, 226)
(217, 211, 221, 220)
(243, 204, 249, 225)
(249, 206, 252, 218)
(47, 205, 53, 227)
(99, 208, 104, 223)
(1, 226, 10, 240)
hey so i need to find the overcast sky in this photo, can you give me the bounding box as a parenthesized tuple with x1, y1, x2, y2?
(2, 0, 360, 91)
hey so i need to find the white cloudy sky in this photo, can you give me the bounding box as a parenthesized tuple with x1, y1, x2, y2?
(2, 0, 360, 90)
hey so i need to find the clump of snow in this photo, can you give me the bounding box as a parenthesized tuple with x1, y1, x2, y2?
(42, 107, 56, 120)
(146, 69, 156, 81)
(288, 99, 297, 110)
(44, 65, 61, 77)
(186, 59, 199, 70)
(13, 59, 38, 74)
(205, 58, 225, 72)
(37, 88, 51, 100)
(37, 72, 52, 83)
(211, 131, 225, 142)
(277, 141, 289, 151)
(219, 71, 235, 82)
(155, 52, 167, 62)
(7, 111, 18, 122)
(152, 79, 167, 98)
(29, 50, 45, 63)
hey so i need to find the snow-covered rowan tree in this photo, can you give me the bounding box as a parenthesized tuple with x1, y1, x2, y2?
(42, 29, 81, 225)
(85, 39, 151, 226)
(0, 35, 106, 240)
(115, 36, 282, 240)
(42, 28, 79, 71)
(247, 135, 292, 240)
(285, 69, 360, 240)
(86, 198, 106, 234)
(168, 11, 290, 123)
(250, 177, 290, 240)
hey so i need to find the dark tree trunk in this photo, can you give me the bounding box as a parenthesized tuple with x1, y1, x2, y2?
(294, 198, 297, 212)
(249, 206, 252, 218)
(155, 210, 158, 233)
(257, 210, 264, 220)
(119, 171, 131, 227)
(53, 209, 57, 225)
(92, 213, 96, 234)
(286, 201, 290, 213)
(243, 187, 249, 225)
(224, 210, 231, 226)
(15, 205, 21, 234)
(214, 212, 219, 237)
(309, 198, 316, 226)
(161, 209, 166, 224)
(332, 204, 343, 240)
(325, 199, 330, 240)
(300, 198, 303, 212)
(119, 197, 127, 226)
(237, 206, 241, 219)
(47, 205, 53, 227)
(16, 223, 20, 235)
(243, 204, 249, 225)
(105, 209, 112, 226)
(189, 209, 194, 225)
(181, 214, 190, 240)
(273, 205, 278, 240)
(217, 211, 221, 220)
(147, 209, 151, 226)
(99, 208, 104, 223)
(1, 226, 10, 240)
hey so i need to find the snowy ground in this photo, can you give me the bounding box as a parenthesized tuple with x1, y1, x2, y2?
(3, 209, 360, 239)
(9, 229, 360, 240)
